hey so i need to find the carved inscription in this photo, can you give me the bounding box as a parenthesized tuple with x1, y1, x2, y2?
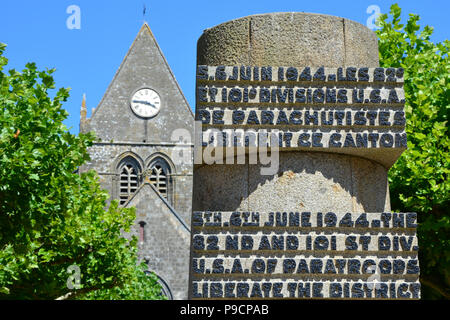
(196, 66, 407, 164)
(190, 212, 420, 299)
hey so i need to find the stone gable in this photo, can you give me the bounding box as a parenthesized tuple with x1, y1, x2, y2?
(81, 23, 193, 143)
(125, 182, 190, 300)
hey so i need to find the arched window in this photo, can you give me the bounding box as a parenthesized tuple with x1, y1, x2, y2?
(118, 157, 141, 205)
(143, 272, 173, 300)
(148, 157, 172, 204)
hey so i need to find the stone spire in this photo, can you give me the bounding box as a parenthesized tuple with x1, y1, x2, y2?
(80, 93, 87, 132)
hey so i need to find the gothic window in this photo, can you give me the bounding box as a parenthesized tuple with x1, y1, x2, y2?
(148, 158, 172, 204)
(118, 157, 141, 205)
(143, 272, 173, 300)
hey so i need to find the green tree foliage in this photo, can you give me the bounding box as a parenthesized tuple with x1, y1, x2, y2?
(80, 265, 165, 300)
(376, 4, 449, 299)
(0, 43, 164, 300)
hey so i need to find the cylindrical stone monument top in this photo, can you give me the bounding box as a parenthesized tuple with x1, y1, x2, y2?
(193, 12, 407, 212)
(197, 12, 379, 67)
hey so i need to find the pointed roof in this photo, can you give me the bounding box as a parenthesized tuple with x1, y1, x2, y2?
(124, 182, 190, 233)
(93, 23, 193, 119)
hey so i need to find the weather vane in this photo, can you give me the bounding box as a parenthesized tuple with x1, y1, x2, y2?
(143, 3, 147, 23)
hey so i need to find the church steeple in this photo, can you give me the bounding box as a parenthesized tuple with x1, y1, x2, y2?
(80, 93, 87, 117)
(80, 93, 87, 133)
(83, 22, 193, 142)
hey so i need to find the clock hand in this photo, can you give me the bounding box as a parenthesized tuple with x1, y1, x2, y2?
(132, 100, 157, 108)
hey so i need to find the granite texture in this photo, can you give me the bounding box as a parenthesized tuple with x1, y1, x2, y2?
(197, 12, 379, 67)
(193, 163, 248, 211)
(193, 152, 390, 213)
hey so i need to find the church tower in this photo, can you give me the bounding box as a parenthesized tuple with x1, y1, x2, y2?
(79, 23, 193, 300)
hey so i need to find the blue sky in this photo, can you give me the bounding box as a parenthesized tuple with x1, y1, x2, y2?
(1, 0, 448, 134)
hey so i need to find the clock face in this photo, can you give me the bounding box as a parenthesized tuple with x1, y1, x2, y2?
(130, 88, 161, 118)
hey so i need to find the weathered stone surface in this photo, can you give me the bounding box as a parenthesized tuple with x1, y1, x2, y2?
(197, 12, 379, 67)
(126, 183, 190, 300)
(197, 17, 250, 66)
(350, 157, 391, 213)
(344, 19, 380, 67)
(193, 153, 390, 213)
(248, 152, 390, 213)
(193, 163, 248, 211)
(249, 13, 346, 66)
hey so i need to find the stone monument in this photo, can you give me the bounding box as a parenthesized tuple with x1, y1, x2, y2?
(189, 12, 420, 299)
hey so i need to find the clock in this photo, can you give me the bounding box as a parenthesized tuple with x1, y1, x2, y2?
(130, 88, 161, 118)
